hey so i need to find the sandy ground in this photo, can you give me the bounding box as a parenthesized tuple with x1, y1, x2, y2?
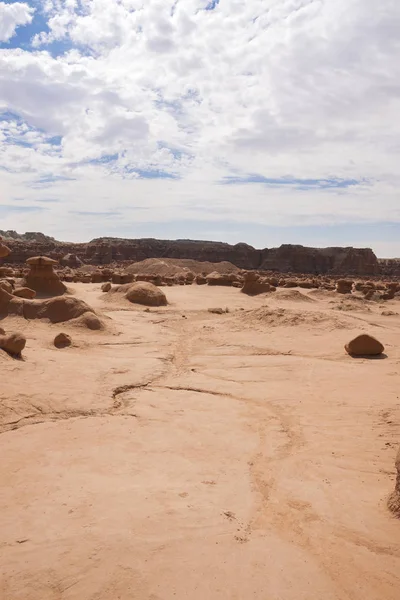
(1, 283, 400, 599)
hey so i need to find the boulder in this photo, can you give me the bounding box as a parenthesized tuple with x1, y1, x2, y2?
(345, 334, 384, 356)
(22, 256, 67, 296)
(13, 287, 36, 299)
(241, 272, 275, 296)
(208, 307, 225, 314)
(336, 279, 353, 294)
(0, 332, 26, 356)
(91, 271, 104, 283)
(101, 282, 112, 292)
(71, 312, 104, 330)
(125, 282, 167, 307)
(206, 272, 233, 286)
(0, 287, 100, 328)
(0, 239, 11, 258)
(196, 275, 207, 285)
(60, 253, 83, 268)
(54, 333, 72, 348)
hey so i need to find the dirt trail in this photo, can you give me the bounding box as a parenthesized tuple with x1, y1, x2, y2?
(1, 284, 400, 599)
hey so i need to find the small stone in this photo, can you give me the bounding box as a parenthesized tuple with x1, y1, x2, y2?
(54, 333, 72, 348)
(208, 307, 224, 314)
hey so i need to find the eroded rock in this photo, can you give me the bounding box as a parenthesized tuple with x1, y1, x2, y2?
(345, 334, 384, 356)
(54, 333, 72, 348)
(0, 332, 26, 356)
(22, 256, 67, 296)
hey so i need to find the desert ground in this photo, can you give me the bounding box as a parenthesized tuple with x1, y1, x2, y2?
(1, 283, 400, 599)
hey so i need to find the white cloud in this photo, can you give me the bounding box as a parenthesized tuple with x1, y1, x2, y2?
(1, 0, 400, 253)
(0, 1, 34, 42)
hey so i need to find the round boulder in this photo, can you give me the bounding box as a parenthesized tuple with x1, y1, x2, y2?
(54, 333, 72, 348)
(0, 332, 26, 356)
(125, 282, 167, 306)
(345, 334, 384, 356)
(101, 282, 112, 292)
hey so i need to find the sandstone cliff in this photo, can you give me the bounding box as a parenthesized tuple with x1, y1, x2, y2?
(0, 233, 382, 276)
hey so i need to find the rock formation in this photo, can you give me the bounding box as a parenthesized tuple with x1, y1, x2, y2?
(124, 282, 167, 306)
(1, 232, 382, 276)
(259, 245, 379, 276)
(54, 333, 72, 348)
(345, 334, 384, 356)
(0, 331, 26, 356)
(22, 256, 67, 296)
(60, 253, 83, 268)
(0, 286, 101, 327)
(241, 272, 275, 295)
(336, 279, 353, 294)
(0, 238, 11, 258)
(13, 287, 36, 299)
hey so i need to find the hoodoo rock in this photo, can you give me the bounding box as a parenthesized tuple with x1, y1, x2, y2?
(22, 256, 67, 296)
(0, 332, 26, 356)
(125, 282, 167, 307)
(345, 334, 384, 356)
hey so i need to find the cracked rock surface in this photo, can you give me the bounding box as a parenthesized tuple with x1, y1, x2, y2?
(1, 283, 400, 600)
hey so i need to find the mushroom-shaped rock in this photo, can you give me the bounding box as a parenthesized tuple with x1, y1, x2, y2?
(13, 286, 36, 299)
(22, 256, 67, 296)
(0, 332, 26, 356)
(345, 334, 384, 356)
(388, 447, 400, 516)
(54, 333, 72, 348)
(125, 282, 167, 306)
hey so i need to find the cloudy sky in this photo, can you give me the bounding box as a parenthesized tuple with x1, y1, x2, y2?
(0, 0, 399, 255)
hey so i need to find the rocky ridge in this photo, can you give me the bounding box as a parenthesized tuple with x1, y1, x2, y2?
(0, 233, 389, 276)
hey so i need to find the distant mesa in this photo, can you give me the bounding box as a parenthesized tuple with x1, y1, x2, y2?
(0, 231, 392, 276)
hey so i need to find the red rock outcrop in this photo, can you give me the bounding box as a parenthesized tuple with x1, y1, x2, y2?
(0, 232, 381, 276)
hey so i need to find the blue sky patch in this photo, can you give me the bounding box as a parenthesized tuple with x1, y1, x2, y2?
(221, 175, 362, 189)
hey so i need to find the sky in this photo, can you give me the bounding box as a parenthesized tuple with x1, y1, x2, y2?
(0, 0, 400, 256)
